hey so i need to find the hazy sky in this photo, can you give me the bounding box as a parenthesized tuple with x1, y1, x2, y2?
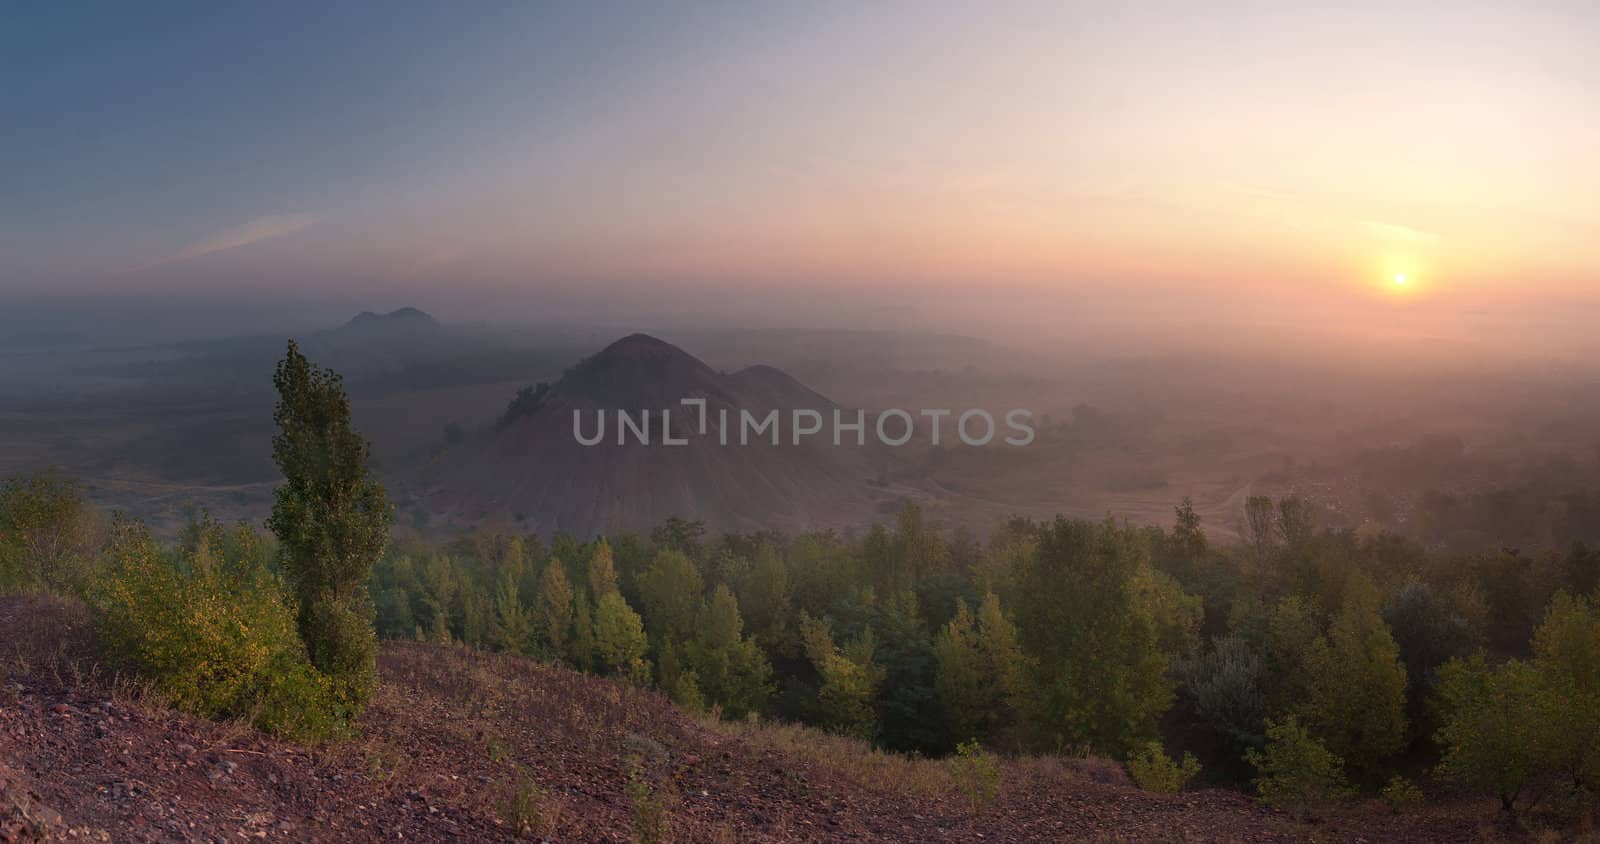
(4, 1, 1597, 337)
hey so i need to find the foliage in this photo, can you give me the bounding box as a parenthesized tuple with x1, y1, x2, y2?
(625, 757, 668, 844)
(1127, 741, 1202, 794)
(539, 562, 574, 655)
(936, 592, 1027, 747)
(495, 382, 549, 432)
(266, 340, 392, 717)
(1175, 635, 1266, 756)
(501, 767, 559, 838)
(594, 592, 648, 675)
(801, 613, 883, 740)
(1433, 654, 1561, 813)
(1245, 718, 1352, 821)
(1431, 594, 1600, 816)
(1380, 775, 1423, 812)
(93, 516, 340, 742)
(0, 473, 97, 594)
(949, 739, 1002, 814)
(1296, 600, 1409, 778)
(1010, 518, 1173, 756)
(684, 585, 773, 720)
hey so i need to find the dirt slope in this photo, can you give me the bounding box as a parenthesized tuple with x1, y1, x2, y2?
(1, 594, 1490, 842)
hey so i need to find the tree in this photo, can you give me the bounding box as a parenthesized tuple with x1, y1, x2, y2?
(0, 473, 96, 593)
(638, 550, 703, 645)
(420, 553, 457, 642)
(937, 592, 1027, 747)
(1010, 518, 1172, 756)
(1276, 496, 1316, 549)
(1434, 654, 1565, 814)
(1246, 717, 1352, 821)
(1531, 591, 1600, 788)
(1382, 578, 1477, 724)
(740, 543, 795, 656)
(685, 585, 774, 719)
(1176, 635, 1266, 760)
(594, 592, 648, 675)
(569, 593, 596, 670)
(801, 612, 883, 740)
(266, 340, 392, 714)
(588, 539, 619, 600)
(1245, 496, 1276, 561)
(491, 568, 533, 655)
(538, 562, 574, 655)
(1172, 497, 1207, 563)
(1298, 601, 1409, 777)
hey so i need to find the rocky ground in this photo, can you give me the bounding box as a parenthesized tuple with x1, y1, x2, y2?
(1, 593, 1505, 842)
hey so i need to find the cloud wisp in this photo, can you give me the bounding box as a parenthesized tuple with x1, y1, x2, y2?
(143, 213, 319, 269)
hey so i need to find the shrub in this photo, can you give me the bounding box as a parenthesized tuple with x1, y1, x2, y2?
(0, 473, 97, 594)
(625, 757, 667, 844)
(1245, 718, 1352, 821)
(950, 739, 1002, 814)
(502, 767, 560, 839)
(1380, 775, 1423, 812)
(93, 516, 340, 742)
(1127, 741, 1202, 794)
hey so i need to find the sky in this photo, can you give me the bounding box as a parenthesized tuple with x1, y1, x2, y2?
(3, 1, 1597, 344)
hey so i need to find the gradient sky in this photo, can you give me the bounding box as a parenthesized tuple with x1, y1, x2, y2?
(4, 1, 1597, 334)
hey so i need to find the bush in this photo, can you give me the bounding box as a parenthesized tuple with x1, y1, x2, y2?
(625, 757, 668, 844)
(0, 474, 97, 594)
(1380, 775, 1423, 812)
(950, 739, 1002, 814)
(92, 516, 342, 742)
(1245, 718, 1352, 821)
(502, 766, 561, 838)
(1127, 741, 1202, 794)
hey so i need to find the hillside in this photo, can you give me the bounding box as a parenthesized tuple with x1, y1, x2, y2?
(414, 334, 893, 536)
(0, 594, 1484, 842)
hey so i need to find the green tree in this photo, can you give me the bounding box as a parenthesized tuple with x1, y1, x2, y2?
(265, 340, 392, 715)
(588, 539, 619, 600)
(1011, 518, 1172, 756)
(937, 592, 1027, 746)
(0, 473, 96, 594)
(740, 543, 795, 656)
(492, 568, 533, 655)
(1434, 654, 1565, 814)
(1175, 635, 1266, 762)
(801, 612, 883, 740)
(569, 593, 596, 670)
(1530, 591, 1600, 789)
(594, 592, 648, 675)
(685, 585, 774, 719)
(1298, 601, 1409, 777)
(1246, 717, 1352, 821)
(538, 561, 574, 655)
(638, 549, 703, 645)
(420, 553, 457, 642)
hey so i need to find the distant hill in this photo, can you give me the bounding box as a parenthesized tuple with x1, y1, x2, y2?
(340, 307, 441, 333)
(412, 333, 889, 536)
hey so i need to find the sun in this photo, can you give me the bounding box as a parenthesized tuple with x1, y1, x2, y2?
(1392, 273, 1407, 286)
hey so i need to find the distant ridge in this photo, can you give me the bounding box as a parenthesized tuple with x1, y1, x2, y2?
(415, 333, 881, 536)
(343, 307, 440, 331)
